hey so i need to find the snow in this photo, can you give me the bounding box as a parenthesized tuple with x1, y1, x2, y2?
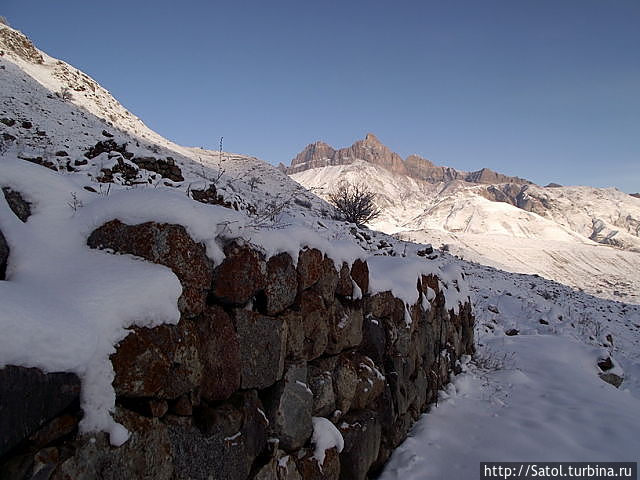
(311, 417, 344, 467)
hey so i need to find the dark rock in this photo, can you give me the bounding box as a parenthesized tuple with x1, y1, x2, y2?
(102, 130, 114, 138)
(599, 372, 623, 388)
(264, 253, 298, 315)
(53, 409, 174, 480)
(307, 365, 336, 417)
(359, 316, 386, 365)
(0, 229, 8, 280)
(350, 259, 369, 295)
(110, 320, 201, 399)
(263, 364, 313, 451)
(131, 156, 184, 183)
(27, 413, 78, 451)
(2, 132, 16, 142)
(297, 248, 324, 290)
(338, 410, 381, 480)
(232, 310, 286, 389)
(539, 319, 549, 325)
(171, 391, 267, 480)
(335, 263, 354, 298)
(84, 139, 125, 159)
(326, 300, 363, 355)
(2, 187, 32, 222)
(0, 366, 80, 457)
(190, 184, 232, 208)
(253, 451, 302, 480)
(194, 306, 241, 401)
(172, 395, 193, 416)
(295, 447, 340, 480)
(88, 220, 213, 317)
(505, 329, 519, 336)
(17, 155, 57, 171)
(210, 243, 266, 307)
(285, 291, 328, 361)
(0, 117, 16, 127)
(21, 121, 32, 129)
(597, 357, 614, 372)
(74, 159, 88, 166)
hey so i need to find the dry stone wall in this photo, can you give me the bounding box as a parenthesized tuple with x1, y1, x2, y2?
(0, 220, 474, 480)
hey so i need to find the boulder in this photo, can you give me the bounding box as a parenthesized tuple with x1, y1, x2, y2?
(0, 229, 8, 279)
(338, 410, 381, 480)
(232, 310, 286, 389)
(325, 300, 363, 355)
(194, 306, 241, 401)
(210, 243, 266, 306)
(264, 253, 298, 315)
(297, 249, 324, 290)
(284, 291, 328, 361)
(2, 187, 32, 222)
(263, 364, 313, 451)
(110, 320, 201, 399)
(0, 366, 80, 457)
(350, 259, 369, 295)
(87, 220, 213, 317)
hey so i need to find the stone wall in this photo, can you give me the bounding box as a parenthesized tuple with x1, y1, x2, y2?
(0, 220, 474, 480)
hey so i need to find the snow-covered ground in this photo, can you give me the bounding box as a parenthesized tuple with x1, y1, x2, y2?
(381, 262, 640, 478)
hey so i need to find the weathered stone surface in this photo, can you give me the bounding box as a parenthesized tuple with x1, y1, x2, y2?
(350, 259, 369, 296)
(331, 353, 385, 415)
(111, 320, 201, 399)
(599, 372, 624, 388)
(359, 316, 387, 365)
(313, 256, 338, 304)
(253, 450, 302, 480)
(2, 187, 32, 222)
(172, 391, 267, 480)
(0, 229, 8, 280)
(264, 253, 298, 315)
(325, 301, 363, 355)
(335, 263, 353, 298)
(338, 410, 382, 480)
(52, 410, 173, 480)
(232, 310, 286, 389)
(297, 248, 324, 290)
(285, 292, 329, 361)
(307, 366, 336, 417)
(295, 447, 340, 480)
(0, 366, 80, 457)
(210, 243, 266, 306)
(194, 305, 241, 401)
(131, 156, 184, 183)
(263, 364, 313, 452)
(87, 220, 213, 317)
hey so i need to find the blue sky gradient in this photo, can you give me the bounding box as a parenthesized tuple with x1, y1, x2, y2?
(4, 1, 639, 191)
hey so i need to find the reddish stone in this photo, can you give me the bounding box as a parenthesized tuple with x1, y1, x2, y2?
(335, 262, 354, 298)
(297, 248, 324, 290)
(210, 243, 266, 306)
(87, 220, 213, 317)
(194, 306, 241, 401)
(285, 291, 328, 361)
(172, 395, 193, 416)
(295, 446, 340, 480)
(350, 259, 369, 295)
(111, 320, 201, 399)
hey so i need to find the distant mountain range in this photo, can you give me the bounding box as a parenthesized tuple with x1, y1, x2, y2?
(284, 133, 531, 185)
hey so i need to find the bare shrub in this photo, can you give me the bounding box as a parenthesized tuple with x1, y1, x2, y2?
(327, 181, 381, 226)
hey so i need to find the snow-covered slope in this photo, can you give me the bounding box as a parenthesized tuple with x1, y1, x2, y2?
(290, 161, 640, 302)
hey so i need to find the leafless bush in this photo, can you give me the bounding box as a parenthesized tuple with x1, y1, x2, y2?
(327, 181, 381, 226)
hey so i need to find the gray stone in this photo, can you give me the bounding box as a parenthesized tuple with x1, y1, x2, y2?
(264, 364, 313, 452)
(0, 229, 8, 280)
(307, 366, 336, 417)
(599, 372, 623, 388)
(232, 310, 286, 389)
(2, 187, 32, 222)
(325, 300, 363, 355)
(0, 366, 80, 456)
(338, 410, 382, 480)
(284, 292, 328, 361)
(264, 253, 298, 315)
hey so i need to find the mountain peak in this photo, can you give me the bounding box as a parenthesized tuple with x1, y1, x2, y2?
(363, 132, 381, 144)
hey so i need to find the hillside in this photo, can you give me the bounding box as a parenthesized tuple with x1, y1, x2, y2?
(290, 143, 640, 303)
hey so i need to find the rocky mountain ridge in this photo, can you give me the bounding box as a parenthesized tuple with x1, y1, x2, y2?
(286, 133, 531, 185)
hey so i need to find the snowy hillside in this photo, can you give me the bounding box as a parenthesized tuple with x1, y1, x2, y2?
(290, 160, 640, 303)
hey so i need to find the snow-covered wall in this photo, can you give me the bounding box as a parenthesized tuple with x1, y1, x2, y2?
(0, 216, 474, 480)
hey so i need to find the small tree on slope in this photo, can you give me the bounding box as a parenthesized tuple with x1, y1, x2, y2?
(328, 181, 381, 226)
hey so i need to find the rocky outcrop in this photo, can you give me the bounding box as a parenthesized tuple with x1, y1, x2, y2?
(1, 221, 474, 480)
(0, 25, 44, 64)
(287, 133, 531, 185)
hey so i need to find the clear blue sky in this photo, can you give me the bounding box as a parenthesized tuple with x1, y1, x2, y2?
(4, 1, 639, 192)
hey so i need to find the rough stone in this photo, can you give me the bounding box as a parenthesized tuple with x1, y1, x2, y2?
(335, 263, 353, 298)
(52, 410, 173, 480)
(0, 229, 8, 280)
(295, 447, 340, 480)
(285, 291, 329, 361)
(307, 366, 336, 417)
(2, 187, 32, 222)
(0, 366, 80, 457)
(325, 300, 363, 355)
(210, 243, 266, 306)
(263, 364, 313, 452)
(194, 305, 241, 401)
(232, 310, 286, 389)
(264, 253, 298, 315)
(87, 220, 213, 317)
(599, 372, 624, 388)
(297, 248, 324, 290)
(172, 391, 267, 480)
(253, 450, 302, 480)
(338, 410, 382, 480)
(350, 259, 369, 296)
(110, 320, 201, 399)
